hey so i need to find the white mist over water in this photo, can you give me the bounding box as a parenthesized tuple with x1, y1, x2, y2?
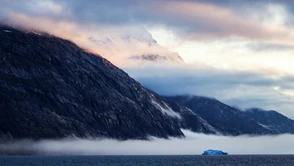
(1, 130, 293, 155)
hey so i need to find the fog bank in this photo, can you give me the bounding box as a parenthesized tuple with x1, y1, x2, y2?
(0, 130, 293, 155)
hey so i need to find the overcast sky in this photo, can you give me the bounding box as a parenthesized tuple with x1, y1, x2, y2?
(1, 0, 294, 118)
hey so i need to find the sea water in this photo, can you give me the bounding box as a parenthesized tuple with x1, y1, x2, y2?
(0, 155, 294, 166)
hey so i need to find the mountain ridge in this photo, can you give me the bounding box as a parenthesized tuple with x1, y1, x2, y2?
(164, 95, 294, 135)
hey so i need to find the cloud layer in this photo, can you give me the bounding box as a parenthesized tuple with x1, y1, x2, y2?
(125, 64, 294, 118)
(1, 130, 293, 155)
(1, 0, 294, 40)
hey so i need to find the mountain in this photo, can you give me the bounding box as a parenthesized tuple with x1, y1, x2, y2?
(150, 93, 220, 135)
(242, 108, 294, 134)
(164, 95, 294, 135)
(1, 25, 293, 141)
(87, 27, 184, 64)
(129, 53, 183, 63)
(0, 25, 188, 140)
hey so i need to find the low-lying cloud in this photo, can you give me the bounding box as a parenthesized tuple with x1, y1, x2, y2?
(124, 64, 294, 118)
(0, 130, 293, 155)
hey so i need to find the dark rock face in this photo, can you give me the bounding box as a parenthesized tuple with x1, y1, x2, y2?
(243, 108, 294, 134)
(164, 96, 277, 135)
(0, 26, 185, 140)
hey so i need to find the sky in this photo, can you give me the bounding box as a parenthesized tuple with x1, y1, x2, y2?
(1, 0, 294, 118)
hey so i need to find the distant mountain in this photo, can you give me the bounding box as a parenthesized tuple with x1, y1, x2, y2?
(0, 25, 187, 140)
(129, 53, 183, 63)
(242, 108, 294, 134)
(164, 95, 294, 135)
(88, 27, 184, 64)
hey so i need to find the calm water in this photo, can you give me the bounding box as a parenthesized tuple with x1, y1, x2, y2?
(0, 155, 294, 166)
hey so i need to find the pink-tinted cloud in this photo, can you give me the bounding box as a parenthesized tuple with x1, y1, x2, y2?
(5, 13, 181, 67)
(155, 1, 291, 40)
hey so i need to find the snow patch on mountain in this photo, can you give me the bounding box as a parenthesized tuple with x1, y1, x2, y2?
(32, 31, 42, 35)
(258, 123, 272, 130)
(151, 99, 182, 119)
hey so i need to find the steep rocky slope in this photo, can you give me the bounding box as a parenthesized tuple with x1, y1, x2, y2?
(0, 26, 186, 140)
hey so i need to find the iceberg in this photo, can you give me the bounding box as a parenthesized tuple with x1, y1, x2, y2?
(202, 149, 228, 155)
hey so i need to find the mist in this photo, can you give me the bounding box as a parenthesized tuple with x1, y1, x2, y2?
(1, 130, 293, 155)
(124, 64, 294, 119)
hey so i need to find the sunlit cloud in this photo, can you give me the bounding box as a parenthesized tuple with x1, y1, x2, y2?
(148, 27, 294, 75)
(4, 13, 182, 68)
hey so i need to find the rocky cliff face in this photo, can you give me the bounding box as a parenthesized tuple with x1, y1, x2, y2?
(0, 25, 186, 140)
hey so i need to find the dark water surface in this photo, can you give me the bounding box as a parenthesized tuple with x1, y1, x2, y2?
(0, 155, 294, 166)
